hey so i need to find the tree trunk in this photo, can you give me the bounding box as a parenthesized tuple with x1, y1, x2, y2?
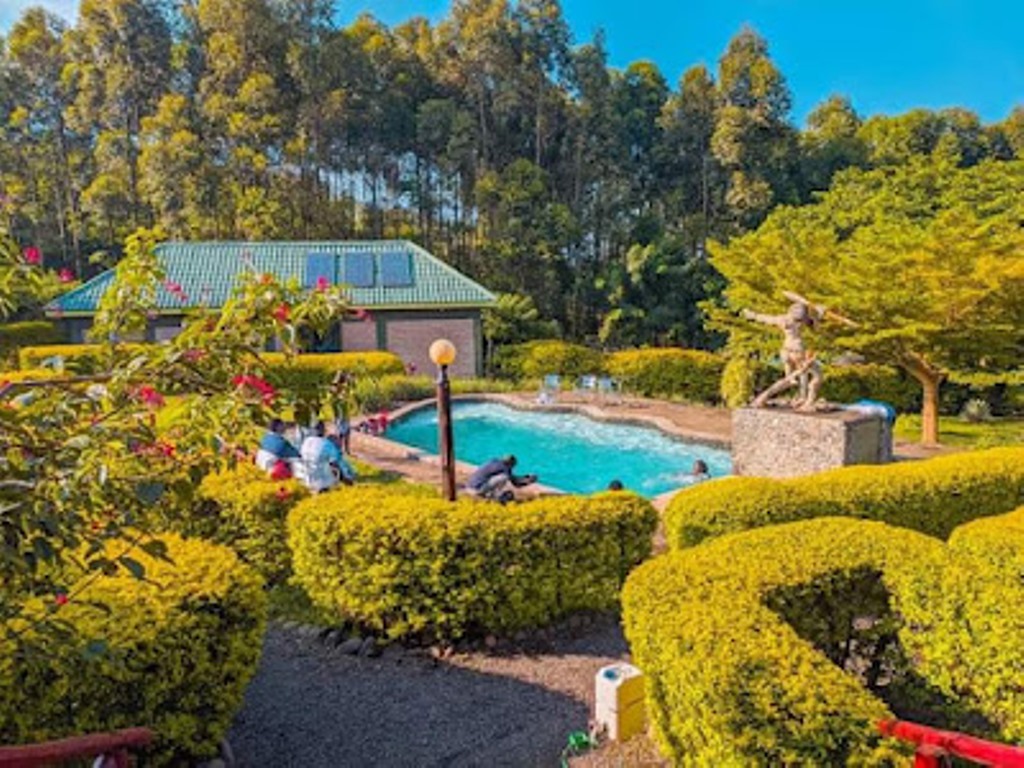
(902, 354, 944, 446)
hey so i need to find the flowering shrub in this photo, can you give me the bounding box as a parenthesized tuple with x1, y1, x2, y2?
(0, 534, 266, 765)
(665, 446, 1024, 548)
(1, 226, 347, 663)
(288, 486, 657, 641)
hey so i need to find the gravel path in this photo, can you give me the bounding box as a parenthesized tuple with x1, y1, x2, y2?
(230, 620, 631, 767)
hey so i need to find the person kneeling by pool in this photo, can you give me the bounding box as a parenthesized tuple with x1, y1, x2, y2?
(466, 455, 537, 504)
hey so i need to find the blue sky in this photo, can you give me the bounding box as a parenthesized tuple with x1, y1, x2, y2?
(4, 0, 1021, 125)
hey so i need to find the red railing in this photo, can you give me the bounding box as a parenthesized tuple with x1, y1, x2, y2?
(0, 727, 154, 768)
(879, 719, 1024, 767)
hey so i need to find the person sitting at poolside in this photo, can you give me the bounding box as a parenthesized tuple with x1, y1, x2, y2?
(255, 417, 301, 477)
(295, 421, 355, 493)
(465, 455, 537, 503)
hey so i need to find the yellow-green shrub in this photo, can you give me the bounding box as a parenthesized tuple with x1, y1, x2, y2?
(665, 447, 1024, 548)
(606, 348, 723, 402)
(0, 367, 63, 384)
(17, 343, 147, 373)
(898, 505, 1024, 740)
(0, 321, 61, 364)
(264, 351, 405, 414)
(623, 518, 948, 766)
(0, 533, 266, 764)
(821, 364, 921, 412)
(351, 374, 516, 413)
(494, 340, 605, 381)
(288, 487, 657, 640)
(194, 462, 309, 583)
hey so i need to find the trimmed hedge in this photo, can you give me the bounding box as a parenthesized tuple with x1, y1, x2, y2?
(0, 368, 63, 385)
(351, 374, 517, 413)
(288, 486, 657, 641)
(606, 348, 724, 403)
(665, 446, 1024, 548)
(263, 351, 405, 416)
(0, 533, 266, 764)
(821, 364, 921, 412)
(194, 462, 310, 583)
(899, 505, 1024, 740)
(18, 343, 117, 373)
(0, 321, 61, 363)
(494, 339, 605, 381)
(623, 518, 943, 765)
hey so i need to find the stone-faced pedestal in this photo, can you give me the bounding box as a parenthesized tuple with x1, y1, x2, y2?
(732, 407, 892, 479)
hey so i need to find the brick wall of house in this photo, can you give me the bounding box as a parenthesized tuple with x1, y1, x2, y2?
(384, 317, 478, 377)
(341, 320, 378, 351)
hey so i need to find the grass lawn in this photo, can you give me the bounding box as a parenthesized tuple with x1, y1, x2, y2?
(894, 414, 1024, 448)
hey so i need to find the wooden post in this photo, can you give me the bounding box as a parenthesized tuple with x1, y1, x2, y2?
(437, 364, 456, 502)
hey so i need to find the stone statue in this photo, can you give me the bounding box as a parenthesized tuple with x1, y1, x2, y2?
(742, 291, 836, 410)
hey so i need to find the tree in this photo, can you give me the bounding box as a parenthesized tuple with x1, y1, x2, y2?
(709, 158, 1024, 445)
(482, 292, 557, 371)
(799, 95, 867, 194)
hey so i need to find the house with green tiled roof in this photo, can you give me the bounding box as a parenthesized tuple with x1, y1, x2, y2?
(46, 240, 496, 377)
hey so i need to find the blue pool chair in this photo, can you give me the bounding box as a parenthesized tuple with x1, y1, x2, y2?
(538, 374, 561, 404)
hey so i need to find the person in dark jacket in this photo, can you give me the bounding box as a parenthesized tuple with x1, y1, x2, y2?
(466, 455, 537, 503)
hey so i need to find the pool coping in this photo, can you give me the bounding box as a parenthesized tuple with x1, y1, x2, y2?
(361, 392, 732, 502)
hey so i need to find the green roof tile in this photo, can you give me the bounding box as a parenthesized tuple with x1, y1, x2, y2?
(47, 240, 496, 315)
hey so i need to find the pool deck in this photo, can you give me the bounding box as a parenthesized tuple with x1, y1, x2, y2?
(350, 392, 952, 509)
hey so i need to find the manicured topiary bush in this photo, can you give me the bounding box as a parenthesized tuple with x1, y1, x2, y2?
(665, 446, 1024, 548)
(0, 533, 266, 765)
(623, 518, 944, 766)
(605, 348, 723, 402)
(194, 462, 310, 583)
(898, 505, 1024, 741)
(493, 340, 605, 381)
(288, 486, 657, 641)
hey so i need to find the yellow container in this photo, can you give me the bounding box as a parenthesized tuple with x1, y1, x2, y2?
(594, 663, 646, 741)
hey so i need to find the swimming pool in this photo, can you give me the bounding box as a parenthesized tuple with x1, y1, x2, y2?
(386, 400, 732, 497)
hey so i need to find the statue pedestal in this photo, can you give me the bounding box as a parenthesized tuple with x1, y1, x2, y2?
(732, 407, 892, 479)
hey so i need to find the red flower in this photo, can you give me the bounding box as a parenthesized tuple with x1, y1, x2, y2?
(353, 307, 372, 323)
(136, 385, 165, 409)
(55, 593, 68, 606)
(182, 349, 205, 363)
(162, 279, 189, 302)
(272, 303, 290, 323)
(23, 246, 41, 265)
(315, 276, 330, 292)
(157, 441, 175, 457)
(58, 268, 74, 283)
(275, 486, 291, 502)
(231, 374, 277, 405)
(260, 273, 273, 285)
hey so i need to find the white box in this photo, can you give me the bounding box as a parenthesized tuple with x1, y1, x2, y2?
(594, 663, 646, 741)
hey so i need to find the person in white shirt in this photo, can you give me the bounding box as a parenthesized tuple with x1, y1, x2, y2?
(295, 421, 355, 493)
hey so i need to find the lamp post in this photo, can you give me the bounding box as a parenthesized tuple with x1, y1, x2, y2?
(429, 338, 457, 501)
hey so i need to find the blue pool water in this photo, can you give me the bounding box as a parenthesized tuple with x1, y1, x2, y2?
(386, 401, 731, 497)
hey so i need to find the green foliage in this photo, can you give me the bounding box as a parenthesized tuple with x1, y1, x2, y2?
(493, 340, 605, 381)
(623, 518, 942, 765)
(287, 486, 657, 641)
(820, 364, 921, 412)
(17, 343, 136, 373)
(665, 447, 1024, 548)
(901, 506, 1024, 739)
(1, 227, 347, 657)
(192, 463, 309, 584)
(0, 533, 266, 765)
(0, 321, 61, 366)
(605, 348, 723, 402)
(719, 354, 758, 407)
(351, 374, 516, 414)
(710, 158, 1024, 443)
(263, 351, 405, 415)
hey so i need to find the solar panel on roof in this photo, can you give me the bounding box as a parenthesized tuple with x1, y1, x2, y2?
(304, 252, 335, 289)
(343, 252, 375, 288)
(379, 250, 413, 287)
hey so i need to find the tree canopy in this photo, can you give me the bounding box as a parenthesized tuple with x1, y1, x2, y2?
(710, 157, 1024, 443)
(3, 2, 1022, 348)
